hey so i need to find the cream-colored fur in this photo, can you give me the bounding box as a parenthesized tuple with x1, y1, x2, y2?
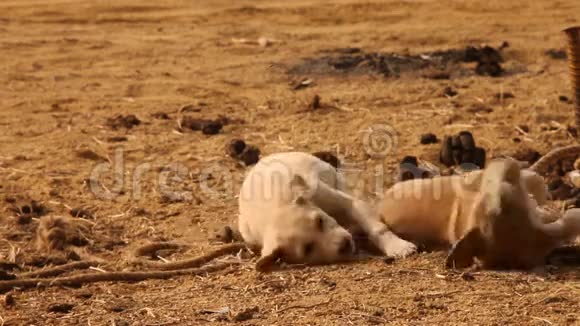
(461, 167, 549, 206)
(380, 158, 580, 269)
(238, 151, 416, 271)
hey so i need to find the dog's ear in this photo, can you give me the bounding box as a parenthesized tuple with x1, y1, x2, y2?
(290, 175, 310, 205)
(255, 246, 284, 272)
(445, 228, 484, 269)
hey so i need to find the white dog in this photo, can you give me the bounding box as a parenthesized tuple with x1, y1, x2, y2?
(237, 151, 417, 271)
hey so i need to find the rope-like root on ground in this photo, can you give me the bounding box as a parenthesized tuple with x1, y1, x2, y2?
(133, 242, 182, 257)
(19, 261, 97, 279)
(529, 145, 580, 175)
(0, 262, 237, 293)
(136, 243, 249, 270)
(2, 243, 252, 293)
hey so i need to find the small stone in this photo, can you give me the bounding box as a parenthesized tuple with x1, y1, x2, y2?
(257, 37, 270, 47)
(567, 126, 578, 138)
(16, 214, 33, 225)
(215, 226, 235, 243)
(461, 272, 475, 281)
(48, 303, 74, 313)
(466, 104, 493, 114)
(494, 92, 515, 100)
(233, 306, 259, 322)
(420, 133, 438, 145)
(227, 139, 247, 158)
(201, 122, 222, 135)
(75, 291, 93, 299)
(151, 112, 171, 120)
(443, 87, 458, 97)
(320, 278, 337, 288)
(106, 114, 141, 129)
(114, 319, 130, 326)
(458, 131, 476, 151)
(475, 62, 503, 77)
(439, 136, 454, 167)
(400, 156, 419, 167)
(545, 49, 567, 60)
(108, 305, 127, 312)
(239, 146, 260, 166)
(310, 94, 321, 110)
(3, 294, 15, 307)
(473, 147, 486, 169)
(70, 207, 94, 219)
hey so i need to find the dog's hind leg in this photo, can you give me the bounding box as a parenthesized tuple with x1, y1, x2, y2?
(540, 208, 580, 242)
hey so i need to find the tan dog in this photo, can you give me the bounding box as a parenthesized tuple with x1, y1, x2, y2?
(380, 158, 580, 269)
(238, 151, 417, 271)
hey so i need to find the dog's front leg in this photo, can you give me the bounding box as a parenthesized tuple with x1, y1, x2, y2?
(350, 200, 417, 258)
(309, 181, 417, 258)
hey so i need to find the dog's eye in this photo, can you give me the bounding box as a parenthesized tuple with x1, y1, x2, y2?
(304, 242, 315, 256)
(315, 216, 324, 231)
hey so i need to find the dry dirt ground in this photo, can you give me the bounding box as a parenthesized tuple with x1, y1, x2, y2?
(1, 0, 580, 325)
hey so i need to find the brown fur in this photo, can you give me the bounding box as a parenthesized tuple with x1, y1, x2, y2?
(380, 158, 580, 269)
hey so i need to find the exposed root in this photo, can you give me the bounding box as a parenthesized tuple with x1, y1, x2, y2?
(134, 242, 182, 258)
(19, 261, 97, 279)
(139, 243, 249, 271)
(529, 145, 580, 175)
(0, 262, 237, 294)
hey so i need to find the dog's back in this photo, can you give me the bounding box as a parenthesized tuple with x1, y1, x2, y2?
(380, 174, 481, 247)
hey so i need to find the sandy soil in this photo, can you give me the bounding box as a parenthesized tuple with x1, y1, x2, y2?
(1, 0, 580, 325)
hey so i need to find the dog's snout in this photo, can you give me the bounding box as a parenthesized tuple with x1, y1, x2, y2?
(338, 237, 354, 255)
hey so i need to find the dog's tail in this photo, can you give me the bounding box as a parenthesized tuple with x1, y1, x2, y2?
(541, 208, 580, 241)
(480, 158, 522, 217)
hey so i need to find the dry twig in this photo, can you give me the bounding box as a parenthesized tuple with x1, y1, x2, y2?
(20, 261, 96, 279)
(0, 262, 237, 293)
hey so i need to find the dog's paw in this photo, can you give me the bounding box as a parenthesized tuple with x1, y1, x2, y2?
(384, 237, 417, 258)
